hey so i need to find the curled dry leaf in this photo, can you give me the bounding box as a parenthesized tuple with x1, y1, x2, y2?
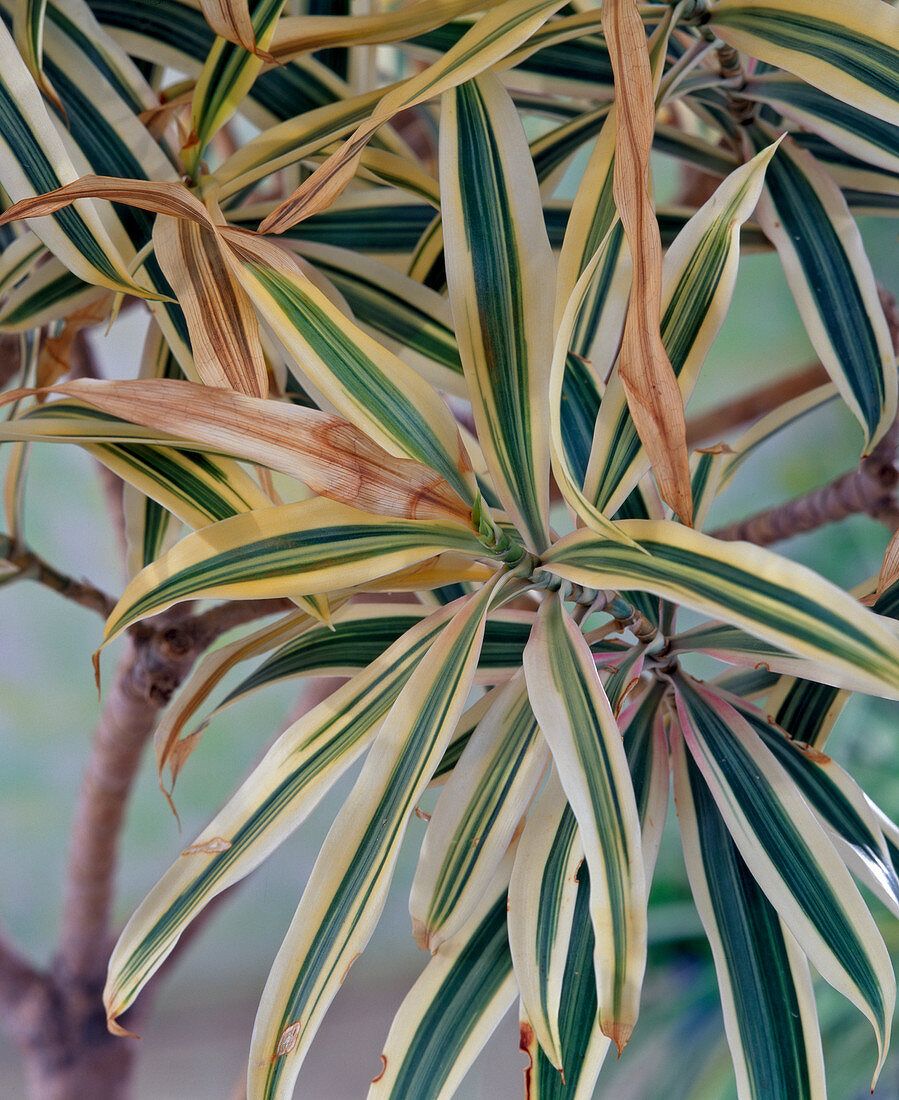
(36, 294, 114, 387)
(0, 175, 214, 231)
(601, 0, 692, 524)
(153, 214, 268, 398)
(200, 0, 275, 60)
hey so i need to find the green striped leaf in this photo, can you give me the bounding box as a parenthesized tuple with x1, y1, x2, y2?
(746, 126, 896, 450)
(510, 681, 667, 1089)
(673, 676, 894, 1083)
(553, 108, 628, 381)
(104, 599, 463, 1027)
(410, 670, 547, 951)
(672, 728, 826, 1100)
(519, 860, 611, 1100)
(216, 606, 534, 714)
(709, 0, 899, 129)
(248, 576, 502, 1099)
(185, 0, 286, 175)
(0, 258, 99, 330)
(10, 0, 197, 368)
(13, 0, 58, 110)
(689, 446, 729, 532)
(0, 18, 154, 296)
(210, 83, 387, 202)
(770, 676, 845, 750)
(741, 74, 899, 177)
(220, 230, 477, 507)
(548, 218, 639, 545)
(508, 770, 581, 1072)
(544, 519, 899, 700)
(730, 695, 899, 917)
(523, 591, 646, 1052)
(288, 241, 466, 398)
(583, 141, 779, 516)
(440, 71, 551, 551)
(256, 0, 569, 234)
(0, 231, 44, 297)
(368, 845, 518, 1100)
(668, 621, 872, 690)
(102, 497, 487, 643)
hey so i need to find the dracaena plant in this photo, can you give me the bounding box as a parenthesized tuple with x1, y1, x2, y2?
(1, 0, 898, 1096)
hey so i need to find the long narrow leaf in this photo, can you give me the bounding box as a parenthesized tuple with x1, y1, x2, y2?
(440, 71, 551, 550)
(523, 591, 646, 1051)
(746, 125, 896, 450)
(544, 519, 899, 700)
(104, 600, 463, 1026)
(672, 726, 827, 1100)
(247, 576, 503, 1099)
(102, 497, 487, 643)
(673, 676, 894, 1084)
(409, 670, 547, 951)
(368, 844, 518, 1100)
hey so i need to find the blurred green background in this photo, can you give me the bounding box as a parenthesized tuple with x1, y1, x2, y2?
(0, 193, 897, 1099)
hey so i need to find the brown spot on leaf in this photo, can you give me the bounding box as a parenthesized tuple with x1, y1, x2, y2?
(795, 741, 832, 766)
(181, 836, 231, 856)
(276, 1022, 302, 1057)
(339, 952, 361, 985)
(371, 1054, 388, 1084)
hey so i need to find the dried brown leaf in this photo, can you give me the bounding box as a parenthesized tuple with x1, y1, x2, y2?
(200, 0, 275, 60)
(26, 378, 474, 523)
(37, 293, 113, 387)
(602, 0, 692, 525)
(0, 175, 214, 230)
(153, 215, 268, 397)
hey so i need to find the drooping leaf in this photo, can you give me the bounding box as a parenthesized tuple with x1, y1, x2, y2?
(368, 844, 518, 1100)
(409, 670, 547, 951)
(523, 591, 647, 1052)
(104, 599, 465, 1026)
(247, 575, 503, 1099)
(672, 727, 827, 1100)
(673, 676, 894, 1084)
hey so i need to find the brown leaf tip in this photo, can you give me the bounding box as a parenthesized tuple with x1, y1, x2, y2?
(519, 1022, 535, 1097)
(601, 1020, 633, 1057)
(107, 1016, 141, 1040)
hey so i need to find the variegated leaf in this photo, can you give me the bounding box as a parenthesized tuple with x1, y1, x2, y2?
(440, 71, 552, 550)
(368, 842, 518, 1100)
(710, 0, 899, 128)
(409, 670, 547, 952)
(544, 519, 899, 700)
(104, 599, 464, 1026)
(673, 676, 894, 1083)
(247, 576, 503, 1099)
(523, 591, 646, 1052)
(672, 726, 827, 1100)
(747, 126, 897, 450)
(102, 497, 487, 644)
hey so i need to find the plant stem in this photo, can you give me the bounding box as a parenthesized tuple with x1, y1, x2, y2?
(712, 423, 899, 545)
